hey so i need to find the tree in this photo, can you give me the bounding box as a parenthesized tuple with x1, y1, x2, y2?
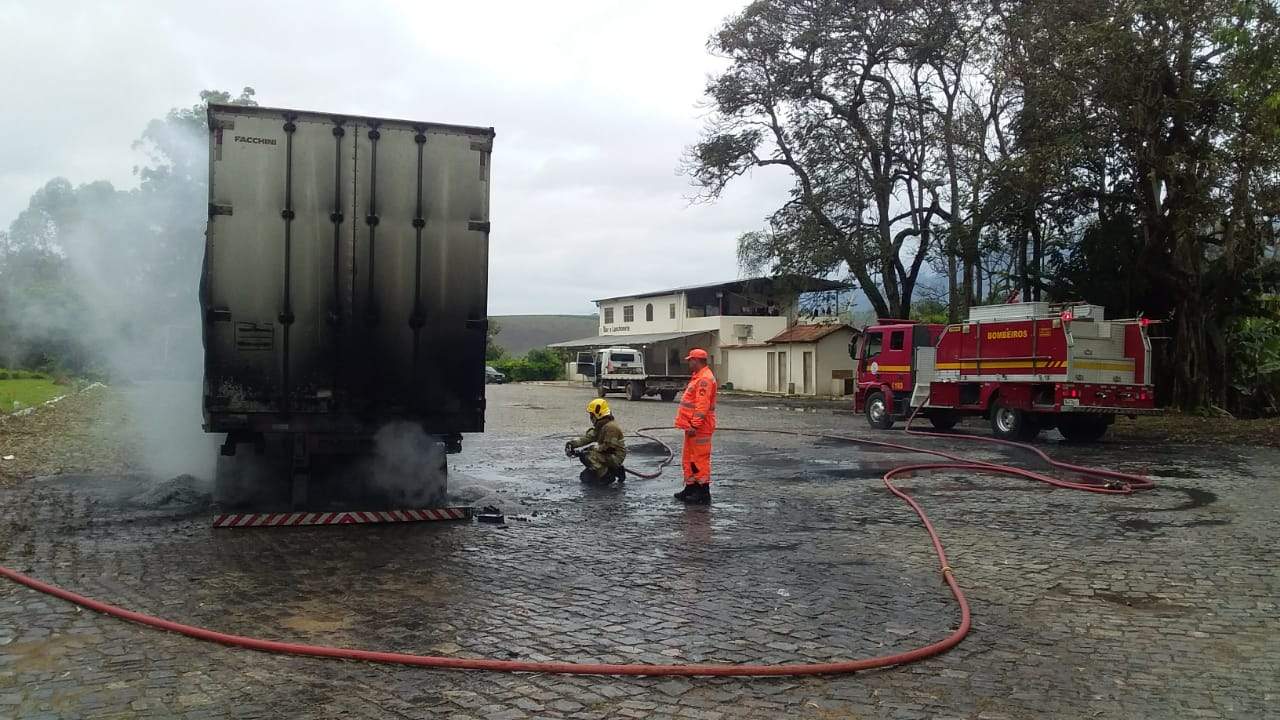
(486, 319, 506, 361)
(1005, 0, 1280, 408)
(0, 88, 260, 377)
(685, 0, 953, 319)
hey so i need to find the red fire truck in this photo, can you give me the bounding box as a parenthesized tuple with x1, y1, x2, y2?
(852, 302, 1158, 441)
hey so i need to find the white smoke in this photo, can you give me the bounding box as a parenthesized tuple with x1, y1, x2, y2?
(367, 422, 448, 508)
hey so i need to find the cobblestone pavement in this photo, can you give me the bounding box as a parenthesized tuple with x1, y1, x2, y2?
(1, 383, 1277, 718)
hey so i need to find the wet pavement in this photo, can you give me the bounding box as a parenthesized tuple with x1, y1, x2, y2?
(1, 383, 1278, 718)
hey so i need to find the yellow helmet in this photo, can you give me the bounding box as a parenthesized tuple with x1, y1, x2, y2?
(587, 398, 611, 421)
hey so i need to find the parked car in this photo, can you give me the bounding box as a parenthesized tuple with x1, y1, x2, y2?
(485, 366, 507, 384)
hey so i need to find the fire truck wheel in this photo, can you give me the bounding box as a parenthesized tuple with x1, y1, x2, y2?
(927, 412, 958, 431)
(865, 391, 895, 430)
(1057, 415, 1111, 442)
(990, 401, 1039, 441)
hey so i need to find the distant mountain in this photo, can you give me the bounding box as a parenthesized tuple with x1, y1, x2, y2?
(491, 314, 598, 357)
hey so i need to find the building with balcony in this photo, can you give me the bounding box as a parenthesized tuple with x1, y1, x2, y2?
(549, 276, 856, 395)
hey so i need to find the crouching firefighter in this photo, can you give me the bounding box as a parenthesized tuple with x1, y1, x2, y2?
(565, 398, 627, 485)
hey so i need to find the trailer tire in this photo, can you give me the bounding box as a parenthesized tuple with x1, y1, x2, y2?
(660, 390, 677, 402)
(627, 381, 645, 401)
(865, 391, 894, 430)
(1057, 415, 1111, 443)
(990, 400, 1039, 441)
(926, 412, 959, 431)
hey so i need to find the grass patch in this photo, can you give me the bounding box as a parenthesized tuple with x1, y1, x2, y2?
(0, 375, 66, 414)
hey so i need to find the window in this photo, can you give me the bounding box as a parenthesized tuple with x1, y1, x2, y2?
(623, 305, 635, 322)
(609, 352, 636, 363)
(890, 330, 905, 351)
(646, 304, 654, 322)
(864, 332, 883, 359)
(669, 303, 676, 319)
(603, 307, 614, 324)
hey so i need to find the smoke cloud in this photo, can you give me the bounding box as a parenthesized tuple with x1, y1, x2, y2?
(367, 422, 448, 508)
(0, 100, 219, 481)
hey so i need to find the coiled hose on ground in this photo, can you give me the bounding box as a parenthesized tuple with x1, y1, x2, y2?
(0, 414, 1154, 676)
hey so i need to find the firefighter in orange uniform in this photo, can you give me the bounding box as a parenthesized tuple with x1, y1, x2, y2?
(673, 348, 717, 505)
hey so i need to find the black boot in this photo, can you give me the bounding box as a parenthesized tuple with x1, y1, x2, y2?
(693, 483, 711, 505)
(580, 468, 598, 484)
(611, 468, 626, 484)
(673, 484, 696, 502)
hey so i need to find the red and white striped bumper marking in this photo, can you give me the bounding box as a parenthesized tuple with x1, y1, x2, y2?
(212, 507, 472, 528)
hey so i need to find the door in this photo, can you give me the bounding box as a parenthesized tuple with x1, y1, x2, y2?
(349, 120, 491, 427)
(879, 329, 914, 395)
(777, 351, 787, 393)
(803, 351, 813, 395)
(204, 109, 348, 415)
(576, 351, 596, 378)
(767, 352, 777, 392)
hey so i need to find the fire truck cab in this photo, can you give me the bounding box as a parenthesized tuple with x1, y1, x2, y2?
(852, 302, 1158, 441)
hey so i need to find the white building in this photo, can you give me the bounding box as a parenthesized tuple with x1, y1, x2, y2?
(550, 276, 857, 396)
(720, 323, 858, 396)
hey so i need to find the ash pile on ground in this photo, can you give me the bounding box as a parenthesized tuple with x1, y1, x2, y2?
(129, 474, 211, 510)
(448, 477, 534, 515)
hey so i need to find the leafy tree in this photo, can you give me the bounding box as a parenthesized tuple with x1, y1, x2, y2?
(685, 0, 956, 320)
(0, 88, 259, 377)
(485, 319, 506, 361)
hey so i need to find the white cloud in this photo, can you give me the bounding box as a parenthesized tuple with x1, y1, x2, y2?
(0, 0, 792, 314)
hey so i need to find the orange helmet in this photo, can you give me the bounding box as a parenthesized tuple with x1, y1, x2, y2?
(685, 348, 709, 361)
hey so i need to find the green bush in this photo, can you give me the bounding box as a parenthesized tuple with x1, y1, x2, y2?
(0, 372, 9, 380)
(491, 348, 565, 382)
(1229, 315, 1280, 417)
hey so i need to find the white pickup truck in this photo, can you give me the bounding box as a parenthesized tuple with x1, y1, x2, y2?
(581, 347, 688, 402)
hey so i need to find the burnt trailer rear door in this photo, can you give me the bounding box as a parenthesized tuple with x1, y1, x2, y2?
(202, 104, 492, 437)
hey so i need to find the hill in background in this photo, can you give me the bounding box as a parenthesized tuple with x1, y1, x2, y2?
(491, 315, 597, 357)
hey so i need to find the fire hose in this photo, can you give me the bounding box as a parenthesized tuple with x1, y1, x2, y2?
(0, 414, 1154, 677)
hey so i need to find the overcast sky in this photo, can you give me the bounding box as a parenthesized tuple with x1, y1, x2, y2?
(0, 0, 794, 315)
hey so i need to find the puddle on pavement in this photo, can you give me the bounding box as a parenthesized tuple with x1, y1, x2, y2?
(821, 466, 899, 480)
(1107, 485, 1219, 517)
(1146, 486, 1217, 512)
(1093, 591, 1195, 615)
(2, 634, 90, 674)
(1118, 516, 1231, 533)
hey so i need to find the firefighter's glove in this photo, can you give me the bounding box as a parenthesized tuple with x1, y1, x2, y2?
(685, 429, 697, 438)
(565, 442, 575, 458)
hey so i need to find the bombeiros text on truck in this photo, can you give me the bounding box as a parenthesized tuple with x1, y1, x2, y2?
(852, 301, 1159, 441)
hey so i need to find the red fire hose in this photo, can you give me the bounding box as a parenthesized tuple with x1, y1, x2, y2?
(0, 420, 1154, 677)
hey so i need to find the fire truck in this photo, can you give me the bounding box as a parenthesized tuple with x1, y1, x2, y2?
(852, 302, 1158, 441)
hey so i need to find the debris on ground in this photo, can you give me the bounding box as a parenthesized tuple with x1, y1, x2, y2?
(0, 384, 140, 485)
(1112, 413, 1280, 448)
(129, 474, 211, 510)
